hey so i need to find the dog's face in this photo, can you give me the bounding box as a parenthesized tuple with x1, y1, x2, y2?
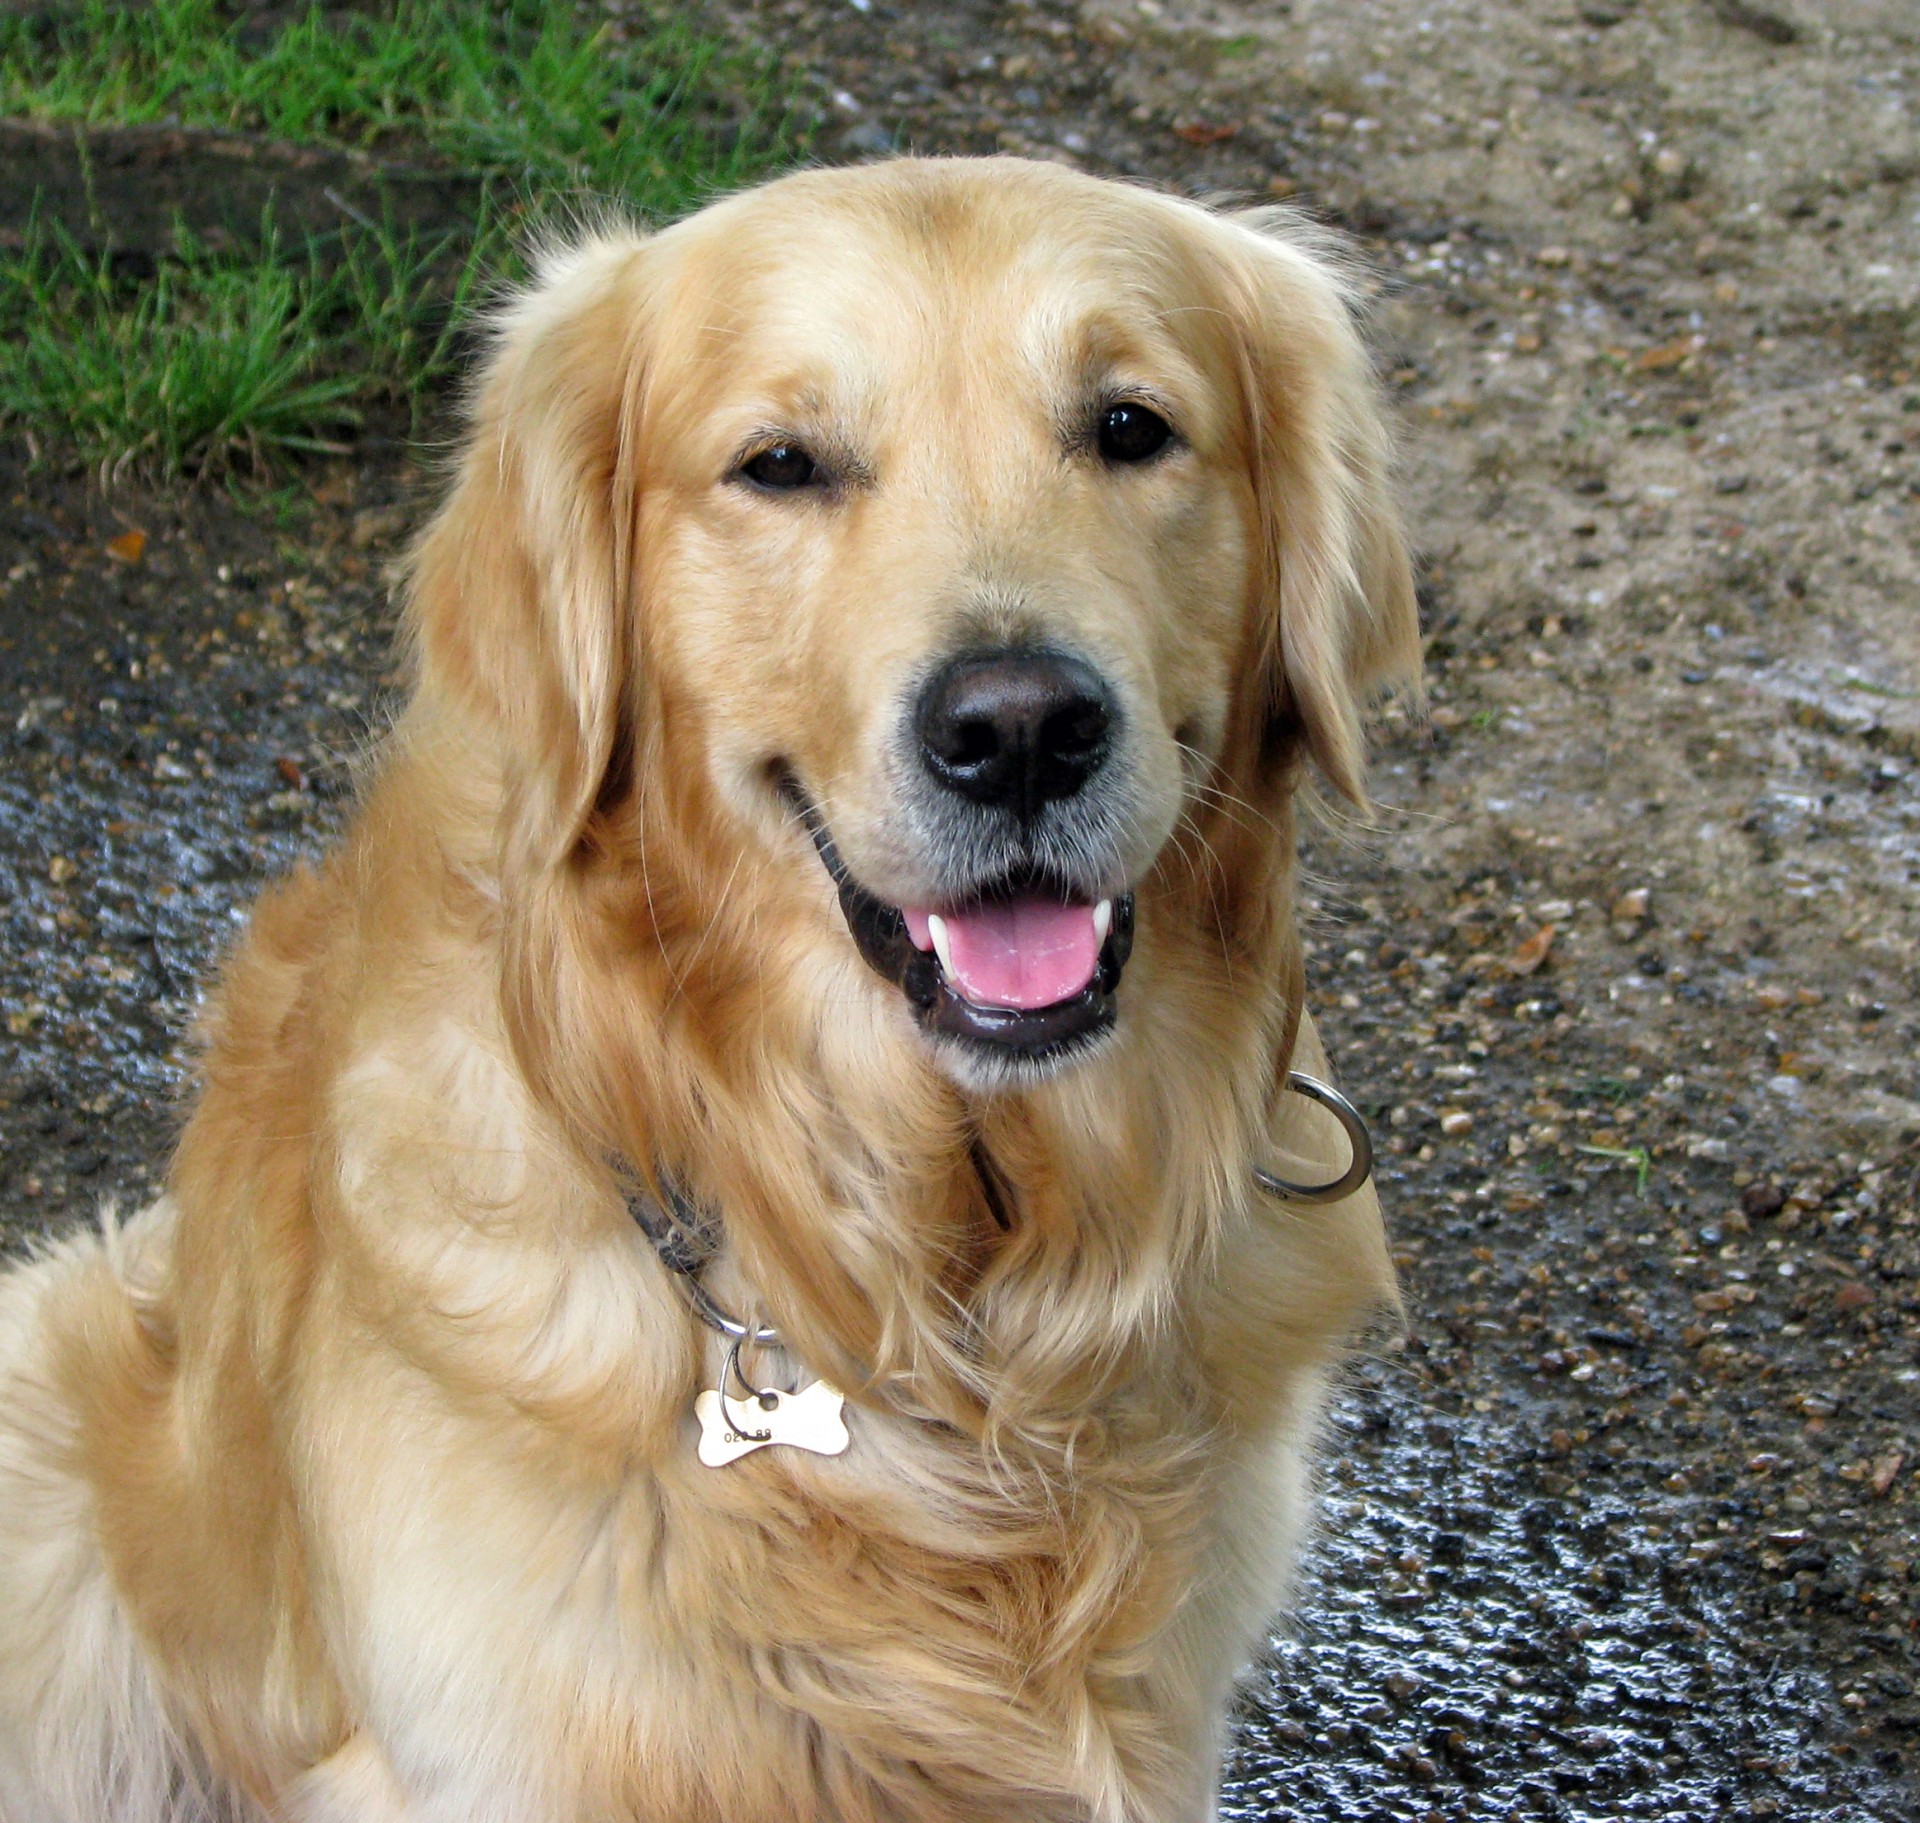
(411, 161, 1415, 1088)
(639, 177, 1263, 1073)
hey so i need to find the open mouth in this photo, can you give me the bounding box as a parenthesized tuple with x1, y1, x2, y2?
(787, 789, 1134, 1061)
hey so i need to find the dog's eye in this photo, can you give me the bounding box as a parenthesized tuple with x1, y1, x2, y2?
(1096, 402, 1174, 465)
(739, 443, 822, 491)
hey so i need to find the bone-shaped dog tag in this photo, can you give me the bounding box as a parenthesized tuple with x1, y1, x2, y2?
(695, 1380, 850, 1468)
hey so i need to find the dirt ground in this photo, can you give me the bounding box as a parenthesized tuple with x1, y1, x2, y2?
(2, 2, 1916, 1818)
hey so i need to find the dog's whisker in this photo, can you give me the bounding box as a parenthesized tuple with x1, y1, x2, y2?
(1175, 740, 1280, 844)
(664, 847, 751, 1006)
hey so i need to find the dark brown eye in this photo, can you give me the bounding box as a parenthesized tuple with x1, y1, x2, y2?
(739, 443, 821, 491)
(1096, 402, 1173, 465)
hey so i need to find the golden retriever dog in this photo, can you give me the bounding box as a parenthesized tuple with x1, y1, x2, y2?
(0, 157, 1416, 1822)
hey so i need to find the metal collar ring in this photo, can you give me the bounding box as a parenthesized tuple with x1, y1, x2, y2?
(1253, 1072, 1375, 1205)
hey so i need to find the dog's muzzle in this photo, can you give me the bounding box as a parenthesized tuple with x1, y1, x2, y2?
(786, 646, 1144, 1063)
(788, 790, 1135, 1064)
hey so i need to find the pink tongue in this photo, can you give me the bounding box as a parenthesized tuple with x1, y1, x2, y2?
(904, 898, 1101, 1011)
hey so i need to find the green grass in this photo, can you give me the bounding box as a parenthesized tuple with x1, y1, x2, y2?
(0, 211, 501, 479)
(2, 223, 360, 478)
(1, 0, 796, 215)
(0, 0, 803, 478)
(1577, 1142, 1655, 1197)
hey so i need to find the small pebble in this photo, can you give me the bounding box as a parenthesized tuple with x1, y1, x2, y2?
(1611, 888, 1650, 923)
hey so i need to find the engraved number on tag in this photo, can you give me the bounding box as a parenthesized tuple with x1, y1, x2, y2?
(694, 1381, 849, 1468)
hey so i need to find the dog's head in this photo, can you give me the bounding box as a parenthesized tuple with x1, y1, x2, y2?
(409, 159, 1415, 1094)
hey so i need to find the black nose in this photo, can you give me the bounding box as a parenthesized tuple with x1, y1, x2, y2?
(916, 649, 1114, 816)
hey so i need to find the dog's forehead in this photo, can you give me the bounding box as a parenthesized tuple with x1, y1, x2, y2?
(650, 166, 1234, 418)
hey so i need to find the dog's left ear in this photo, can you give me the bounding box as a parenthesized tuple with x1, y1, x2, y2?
(404, 234, 651, 860)
(1221, 215, 1419, 803)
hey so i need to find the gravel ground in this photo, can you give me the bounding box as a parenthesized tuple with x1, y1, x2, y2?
(4, 2, 1918, 1817)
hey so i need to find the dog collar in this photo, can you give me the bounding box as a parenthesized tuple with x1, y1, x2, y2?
(620, 1068, 1370, 1339)
(621, 1173, 781, 1345)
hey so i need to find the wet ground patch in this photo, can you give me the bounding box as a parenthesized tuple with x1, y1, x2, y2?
(0, 450, 398, 1220)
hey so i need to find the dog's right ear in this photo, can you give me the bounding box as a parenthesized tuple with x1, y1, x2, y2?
(404, 234, 651, 863)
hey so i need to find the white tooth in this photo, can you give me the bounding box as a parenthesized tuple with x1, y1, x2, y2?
(1093, 899, 1113, 945)
(928, 913, 955, 978)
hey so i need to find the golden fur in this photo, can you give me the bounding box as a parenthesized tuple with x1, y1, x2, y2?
(0, 158, 1417, 1823)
